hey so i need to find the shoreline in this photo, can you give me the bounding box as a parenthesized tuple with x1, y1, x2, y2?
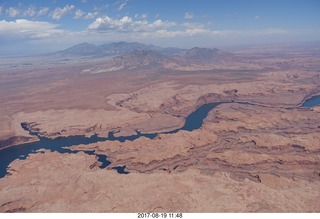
(1, 92, 320, 151)
(0, 137, 40, 151)
(298, 91, 320, 107)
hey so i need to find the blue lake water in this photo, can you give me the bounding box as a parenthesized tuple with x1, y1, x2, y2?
(0, 97, 318, 178)
(302, 95, 320, 107)
(0, 102, 223, 178)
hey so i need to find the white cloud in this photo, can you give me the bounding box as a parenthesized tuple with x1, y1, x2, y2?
(184, 12, 194, 19)
(141, 14, 148, 19)
(1, 9, 317, 56)
(118, 3, 126, 11)
(84, 16, 222, 43)
(1, 17, 318, 55)
(87, 16, 176, 32)
(93, 4, 109, 11)
(5, 6, 49, 18)
(140, 27, 213, 39)
(135, 13, 148, 19)
(51, 5, 75, 20)
(0, 19, 79, 55)
(0, 19, 62, 39)
(117, 0, 128, 11)
(37, 7, 49, 16)
(85, 12, 98, 19)
(7, 7, 20, 17)
(23, 6, 37, 17)
(74, 9, 84, 19)
(85, 15, 225, 41)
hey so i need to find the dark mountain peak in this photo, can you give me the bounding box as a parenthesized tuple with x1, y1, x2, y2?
(184, 47, 222, 60)
(113, 49, 165, 68)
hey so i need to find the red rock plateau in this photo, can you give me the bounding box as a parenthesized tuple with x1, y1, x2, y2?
(0, 44, 320, 212)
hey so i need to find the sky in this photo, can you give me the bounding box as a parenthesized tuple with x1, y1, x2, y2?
(0, 0, 320, 55)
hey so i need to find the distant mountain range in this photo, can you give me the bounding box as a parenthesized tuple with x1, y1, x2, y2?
(111, 47, 225, 67)
(53, 41, 185, 57)
(112, 49, 167, 68)
(51, 41, 237, 72)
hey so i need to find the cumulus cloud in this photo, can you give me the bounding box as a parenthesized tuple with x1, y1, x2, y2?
(7, 7, 20, 17)
(51, 5, 75, 20)
(85, 15, 224, 43)
(140, 26, 213, 39)
(85, 15, 227, 41)
(3, 6, 50, 18)
(74, 9, 84, 19)
(1, 16, 313, 55)
(23, 6, 37, 17)
(0, 19, 62, 39)
(184, 12, 194, 19)
(37, 7, 49, 16)
(93, 4, 109, 11)
(85, 12, 98, 19)
(87, 16, 176, 32)
(0, 19, 79, 55)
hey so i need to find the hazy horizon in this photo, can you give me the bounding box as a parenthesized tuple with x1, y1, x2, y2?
(2, 40, 320, 58)
(0, 0, 320, 56)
